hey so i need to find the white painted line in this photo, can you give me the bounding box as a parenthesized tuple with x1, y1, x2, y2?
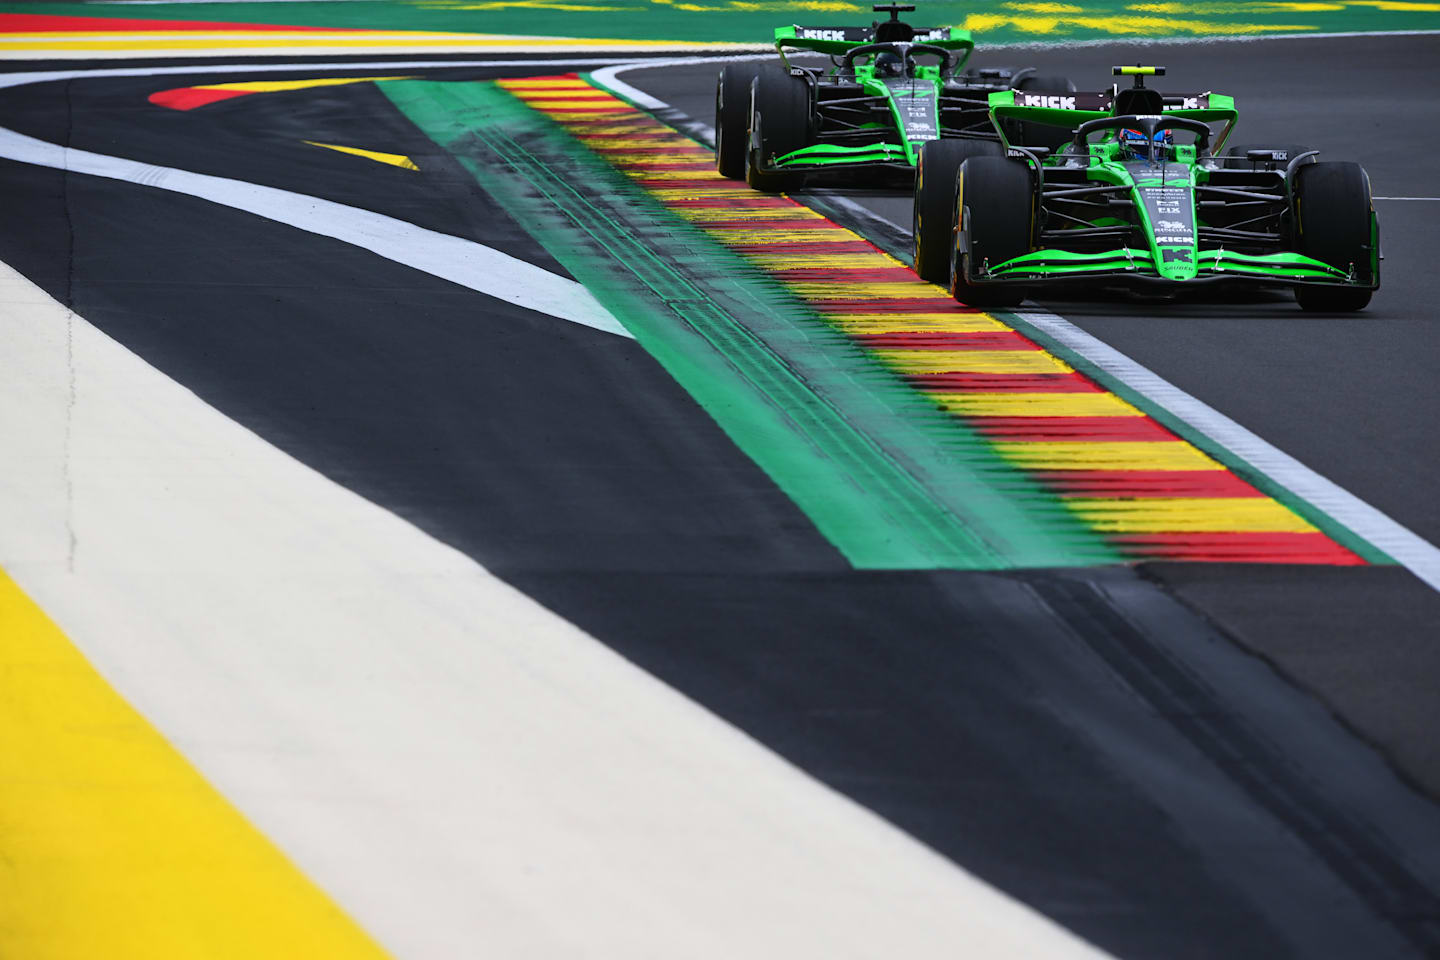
(0, 68, 629, 338)
(0, 260, 1113, 958)
(0, 57, 636, 86)
(1374, 196, 1440, 200)
(1014, 309, 1440, 590)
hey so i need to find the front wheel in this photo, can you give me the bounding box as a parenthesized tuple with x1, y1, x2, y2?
(912, 139, 1003, 284)
(1293, 161, 1376, 312)
(952, 156, 1035, 308)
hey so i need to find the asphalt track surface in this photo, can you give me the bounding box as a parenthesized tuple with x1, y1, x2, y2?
(1, 36, 1439, 959)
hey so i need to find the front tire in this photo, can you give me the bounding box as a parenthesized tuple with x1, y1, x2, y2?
(745, 64, 811, 193)
(913, 138, 1003, 284)
(715, 64, 759, 179)
(1293, 161, 1376, 312)
(952, 156, 1035, 308)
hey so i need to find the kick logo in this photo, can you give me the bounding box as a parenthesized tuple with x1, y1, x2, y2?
(1018, 94, 1077, 109)
(1162, 248, 1194, 264)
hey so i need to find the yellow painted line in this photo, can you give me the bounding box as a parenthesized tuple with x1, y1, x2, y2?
(538, 110, 637, 122)
(580, 137, 698, 149)
(707, 227, 854, 242)
(746, 253, 900, 270)
(621, 168, 730, 181)
(305, 141, 419, 170)
(821, 313, 1010, 333)
(991, 440, 1226, 471)
(673, 207, 826, 221)
(928, 391, 1144, 417)
(194, 76, 409, 93)
(497, 78, 599, 88)
(564, 125, 669, 137)
(872, 349, 1072, 374)
(784, 280, 949, 299)
(0, 568, 390, 960)
(505, 90, 617, 98)
(1064, 498, 1317, 533)
(518, 99, 631, 110)
(648, 187, 758, 200)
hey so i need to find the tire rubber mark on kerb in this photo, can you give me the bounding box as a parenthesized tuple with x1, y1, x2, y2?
(592, 56, 1440, 593)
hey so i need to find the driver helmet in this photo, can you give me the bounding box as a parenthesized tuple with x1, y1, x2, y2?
(873, 51, 906, 78)
(1119, 126, 1173, 159)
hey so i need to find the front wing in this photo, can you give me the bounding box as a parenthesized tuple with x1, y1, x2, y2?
(971, 247, 1378, 291)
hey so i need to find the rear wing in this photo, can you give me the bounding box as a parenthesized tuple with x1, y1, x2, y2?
(987, 89, 1238, 152)
(773, 23, 974, 57)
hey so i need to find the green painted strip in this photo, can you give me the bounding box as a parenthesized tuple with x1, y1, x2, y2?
(8, 2, 1440, 46)
(381, 78, 1118, 569)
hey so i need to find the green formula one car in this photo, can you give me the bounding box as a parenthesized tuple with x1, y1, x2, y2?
(715, 3, 1073, 191)
(912, 66, 1380, 311)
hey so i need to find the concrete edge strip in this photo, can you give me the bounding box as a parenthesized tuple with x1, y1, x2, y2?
(592, 56, 1440, 588)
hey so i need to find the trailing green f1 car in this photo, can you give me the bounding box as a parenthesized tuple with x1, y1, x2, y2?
(913, 66, 1380, 311)
(714, 4, 1072, 191)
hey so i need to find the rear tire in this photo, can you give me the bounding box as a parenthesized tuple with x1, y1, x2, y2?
(952, 156, 1035, 308)
(1010, 75, 1077, 152)
(913, 138, 1003, 284)
(745, 65, 812, 193)
(1293, 161, 1376, 312)
(715, 64, 759, 179)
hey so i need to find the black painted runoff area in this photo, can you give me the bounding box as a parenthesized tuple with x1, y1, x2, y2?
(0, 43, 1438, 958)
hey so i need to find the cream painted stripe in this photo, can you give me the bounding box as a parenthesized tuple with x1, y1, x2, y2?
(0, 89, 629, 338)
(0, 264, 1112, 959)
(0, 569, 392, 960)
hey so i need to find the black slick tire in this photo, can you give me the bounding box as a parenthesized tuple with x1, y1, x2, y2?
(951, 156, 1034, 308)
(1293, 161, 1376, 311)
(715, 64, 759, 179)
(745, 64, 811, 193)
(913, 138, 1003, 284)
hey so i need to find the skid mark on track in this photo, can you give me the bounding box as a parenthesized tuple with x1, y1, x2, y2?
(500, 73, 1372, 566)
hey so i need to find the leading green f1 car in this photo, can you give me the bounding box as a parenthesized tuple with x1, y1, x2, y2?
(714, 3, 1073, 191)
(913, 66, 1380, 311)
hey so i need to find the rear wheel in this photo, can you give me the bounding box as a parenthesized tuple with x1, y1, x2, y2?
(1293, 161, 1376, 312)
(913, 138, 1003, 284)
(952, 156, 1035, 308)
(1010, 75, 1077, 152)
(745, 64, 812, 192)
(715, 64, 759, 179)
(1223, 142, 1317, 171)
